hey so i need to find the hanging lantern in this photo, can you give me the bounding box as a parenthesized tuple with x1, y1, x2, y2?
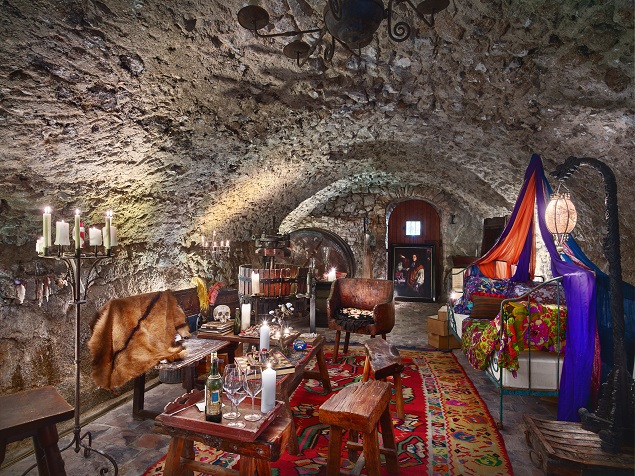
(545, 190, 577, 252)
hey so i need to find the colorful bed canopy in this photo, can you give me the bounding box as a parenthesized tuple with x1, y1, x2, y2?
(469, 154, 634, 422)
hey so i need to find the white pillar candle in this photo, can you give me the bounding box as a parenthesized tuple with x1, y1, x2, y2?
(42, 207, 52, 249)
(110, 226, 118, 246)
(259, 320, 270, 351)
(327, 267, 337, 281)
(104, 211, 112, 250)
(241, 303, 251, 330)
(89, 227, 102, 246)
(74, 210, 81, 250)
(261, 362, 276, 414)
(54, 220, 70, 246)
(36, 237, 44, 254)
(252, 271, 260, 295)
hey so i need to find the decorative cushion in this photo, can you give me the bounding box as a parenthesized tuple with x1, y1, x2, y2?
(510, 282, 566, 305)
(463, 275, 513, 303)
(469, 293, 505, 319)
(335, 307, 375, 331)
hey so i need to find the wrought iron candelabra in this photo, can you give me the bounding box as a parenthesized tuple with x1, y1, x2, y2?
(40, 248, 118, 475)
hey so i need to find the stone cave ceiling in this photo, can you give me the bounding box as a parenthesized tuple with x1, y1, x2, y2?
(0, 0, 633, 275)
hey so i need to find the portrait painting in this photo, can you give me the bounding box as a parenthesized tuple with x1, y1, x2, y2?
(392, 245, 434, 301)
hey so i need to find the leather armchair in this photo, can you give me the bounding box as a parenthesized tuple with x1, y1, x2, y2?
(327, 278, 395, 363)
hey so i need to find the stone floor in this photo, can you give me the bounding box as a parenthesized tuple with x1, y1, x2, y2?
(2, 301, 556, 476)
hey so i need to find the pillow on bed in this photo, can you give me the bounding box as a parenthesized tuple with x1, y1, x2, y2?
(470, 293, 505, 319)
(463, 275, 513, 302)
(510, 282, 566, 305)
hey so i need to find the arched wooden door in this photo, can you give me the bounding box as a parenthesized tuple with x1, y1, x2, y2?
(387, 200, 440, 302)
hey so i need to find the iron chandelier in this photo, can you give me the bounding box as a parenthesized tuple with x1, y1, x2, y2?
(237, 0, 450, 66)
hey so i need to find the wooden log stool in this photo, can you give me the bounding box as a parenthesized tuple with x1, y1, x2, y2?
(362, 338, 405, 419)
(0, 386, 74, 476)
(319, 380, 399, 476)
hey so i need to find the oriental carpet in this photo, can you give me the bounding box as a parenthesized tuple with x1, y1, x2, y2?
(143, 346, 513, 475)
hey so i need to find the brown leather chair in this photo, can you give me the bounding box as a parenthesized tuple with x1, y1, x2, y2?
(327, 278, 395, 363)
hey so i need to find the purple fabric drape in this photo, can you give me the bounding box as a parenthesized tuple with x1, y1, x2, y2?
(535, 163, 597, 421)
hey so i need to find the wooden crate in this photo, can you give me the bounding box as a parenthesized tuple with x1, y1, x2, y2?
(523, 415, 634, 475)
(427, 316, 449, 336)
(427, 333, 460, 350)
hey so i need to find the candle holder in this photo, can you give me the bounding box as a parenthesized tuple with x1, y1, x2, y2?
(38, 248, 118, 475)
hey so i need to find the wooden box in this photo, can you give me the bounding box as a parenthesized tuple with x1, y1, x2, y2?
(437, 305, 448, 321)
(427, 316, 449, 336)
(428, 333, 460, 350)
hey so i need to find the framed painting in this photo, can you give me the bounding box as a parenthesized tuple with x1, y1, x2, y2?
(392, 245, 435, 301)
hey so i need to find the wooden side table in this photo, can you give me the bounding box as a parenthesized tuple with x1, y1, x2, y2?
(154, 393, 292, 476)
(0, 386, 74, 476)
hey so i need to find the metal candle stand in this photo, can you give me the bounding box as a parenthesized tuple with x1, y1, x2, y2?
(40, 247, 118, 475)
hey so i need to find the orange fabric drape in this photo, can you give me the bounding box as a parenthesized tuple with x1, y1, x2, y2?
(474, 169, 538, 279)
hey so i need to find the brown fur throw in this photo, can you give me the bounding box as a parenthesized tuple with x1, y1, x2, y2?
(89, 290, 190, 391)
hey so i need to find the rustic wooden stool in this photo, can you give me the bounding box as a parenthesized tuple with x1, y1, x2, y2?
(0, 386, 74, 476)
(319, 380, 399, 476)
(362, 338, 405, 419)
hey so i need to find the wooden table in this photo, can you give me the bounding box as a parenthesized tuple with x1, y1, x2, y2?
(154, 391, 292, 476)
(200, 333, 332, 454)
(133, 337, 228, 420)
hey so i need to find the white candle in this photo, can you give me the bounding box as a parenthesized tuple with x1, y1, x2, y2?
(252, 271, 260, 295)
(104, 211, 112, 250)
(74, 210, 81, 250)
(241, 303, 251, 330)
(327, 267, 337, 281)
(89, 227, 102, 246)
(261, 362, 276, 414)
(42, 207, 52, 250)
(54, 220, 70, 246)
(110, 225, 118, 246)
(259, 320, 270, 351)
(36, 237, 44, 254)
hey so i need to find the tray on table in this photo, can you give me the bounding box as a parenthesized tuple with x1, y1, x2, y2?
(159, 389, 283, 442)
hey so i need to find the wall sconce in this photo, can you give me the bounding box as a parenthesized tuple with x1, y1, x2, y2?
(201, 230, 230, 257)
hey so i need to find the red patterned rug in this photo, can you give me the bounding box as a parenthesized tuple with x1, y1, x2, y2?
(144, 346, 513, 475)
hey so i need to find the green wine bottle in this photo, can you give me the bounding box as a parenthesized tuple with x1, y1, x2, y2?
(205, 352, 223, 422)
(234, 307, 241, 335)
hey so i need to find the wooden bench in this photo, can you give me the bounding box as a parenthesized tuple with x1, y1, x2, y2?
(319, 380, 398, 476)
(361, 338, 405, 419)
(0, 386, 74, 476)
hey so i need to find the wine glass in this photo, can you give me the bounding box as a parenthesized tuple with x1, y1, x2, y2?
(228, 387, 248, 428)
(243, 366, 263, 422)
(222, 365, 241, 420)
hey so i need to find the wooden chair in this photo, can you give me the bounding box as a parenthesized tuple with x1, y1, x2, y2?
(319, 380, 398, 476)
(327, 278, 395, 363)
(0, 386, 74, 476)
(362, 338, 406, 419)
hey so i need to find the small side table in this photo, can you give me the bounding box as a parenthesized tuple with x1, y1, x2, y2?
(0, 386, 74, 476)
(154, 392, 292, 476)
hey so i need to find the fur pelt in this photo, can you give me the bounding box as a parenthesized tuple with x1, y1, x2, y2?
(89, 290, 190, 391)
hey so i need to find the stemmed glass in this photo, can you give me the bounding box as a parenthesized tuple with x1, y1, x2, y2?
(243, 366, 263, 422)
(222, 365, 242, 421)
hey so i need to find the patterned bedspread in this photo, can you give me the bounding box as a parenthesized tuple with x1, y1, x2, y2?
(461, 301, 567, 372)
